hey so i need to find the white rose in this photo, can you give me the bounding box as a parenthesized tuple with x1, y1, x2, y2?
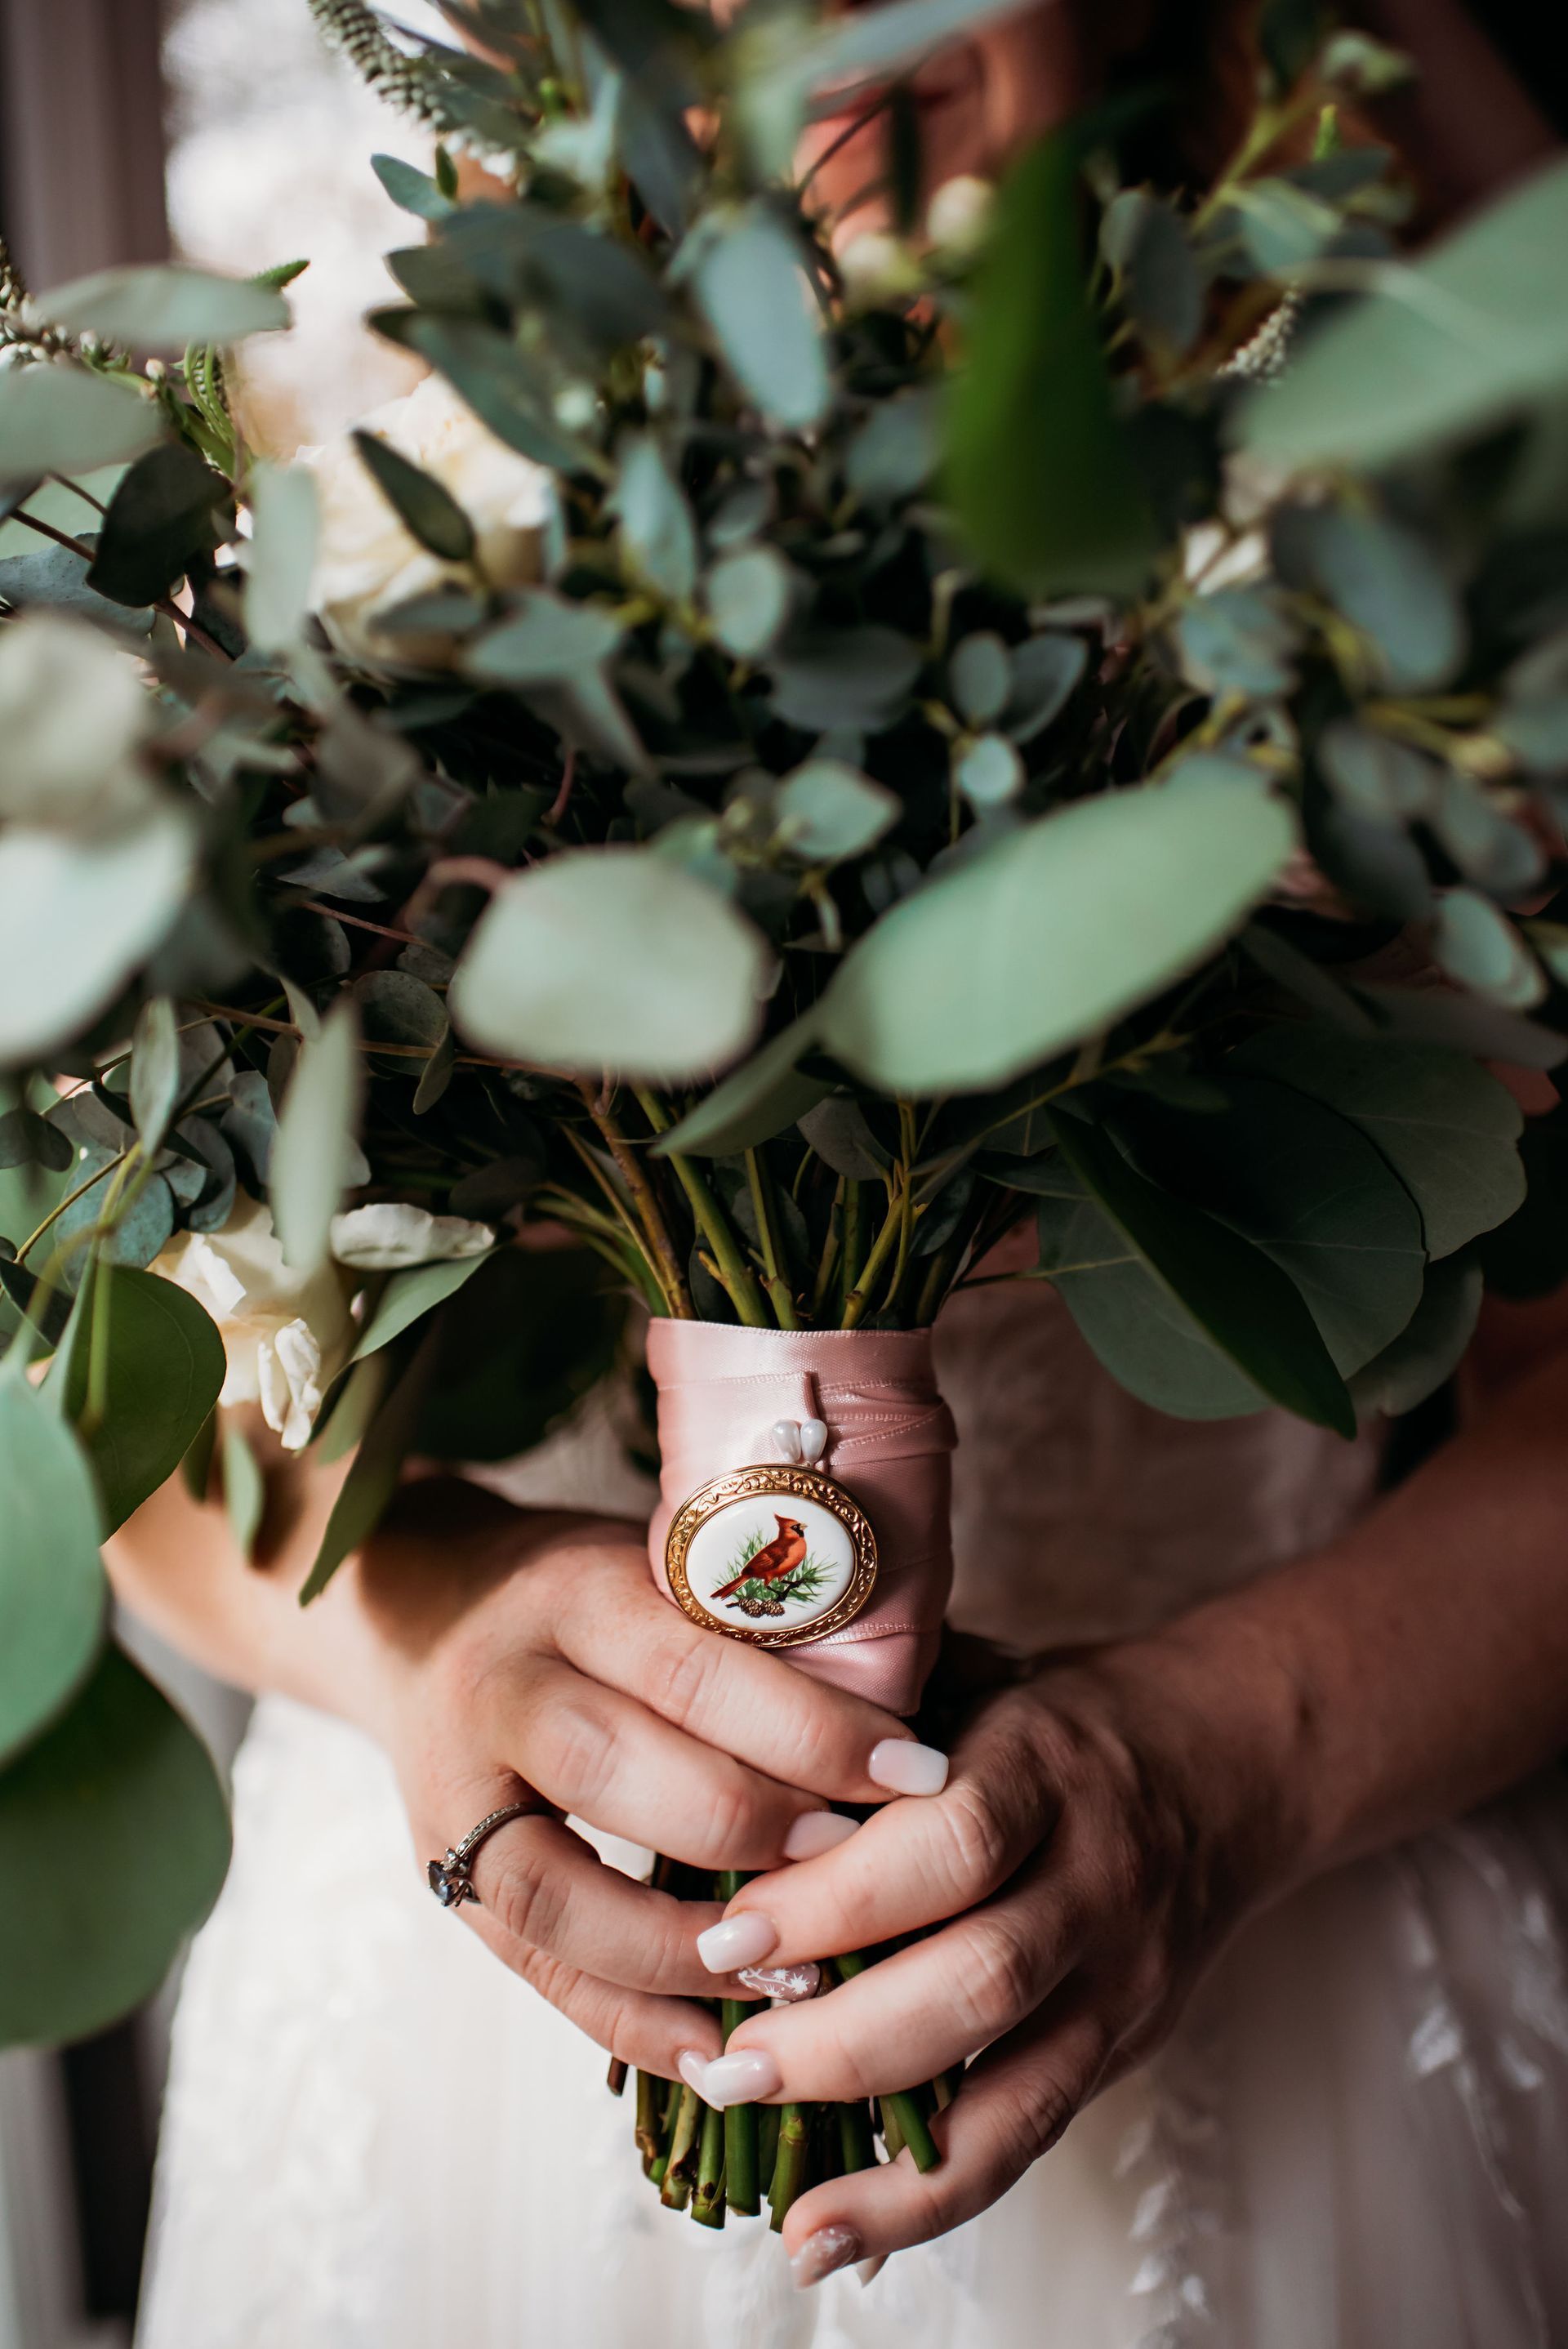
(154, 1194, 357, 1451)
(296, 373, 553, 660)
(330, 1202, 495, 1271)
(0, 612, 155, 832)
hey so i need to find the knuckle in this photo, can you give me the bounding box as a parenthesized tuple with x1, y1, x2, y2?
(935, 1779, 1022, 1904)
(698, 1770, 765, 1863)
(651, 1630, 724, 1734)
(487, 1840, 564, 1951)
(992, 2071, 1079, 2179)
(542, 1695, 618, 1807)
(953, 1914, 1040, 2041)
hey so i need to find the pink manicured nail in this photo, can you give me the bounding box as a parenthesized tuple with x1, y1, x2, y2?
(782, 1810, 859, 1861)
(682, 2048, 782, 2107)
(738, 1960, 821, 2002)
(696, 1911, 777, 1973)
(857, 2255, 888, 2287)
(868, 1738, 949, 1796)
(791, 2224, 862, 2288)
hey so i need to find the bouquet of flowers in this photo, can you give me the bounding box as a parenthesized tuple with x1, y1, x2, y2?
(4, 0, 1568, 2228)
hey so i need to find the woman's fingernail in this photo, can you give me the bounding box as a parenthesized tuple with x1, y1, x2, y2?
(868, 1738, 950, 1796)
(857, 2254, 888, 2287)
(696, 1911, 777, 1973)
(791, 2224, 862, 2289)
(782, 1810, 858, 1861)
(693, 2048, 782, 2107)
(677, 2048, 710, 2097)
(737, 1960, 821, 2002)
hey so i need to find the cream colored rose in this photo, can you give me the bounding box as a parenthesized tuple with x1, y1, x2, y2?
(296, 372, 553, 659)
(330, 1202, 494, 1271)
(154, 1194, 356, 1451)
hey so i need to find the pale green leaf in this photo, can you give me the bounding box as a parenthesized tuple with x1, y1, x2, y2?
(270, 1001, 365, 1275)
(243, 465, 319, 652)
(0, 364, 165, 481)
(450, 849, 766, 1081)
(818, 777, 1295, 1093)
(0, 1376, 105, 1765)
(37, 265, 289, 354)
(0, 809, 195, 1064)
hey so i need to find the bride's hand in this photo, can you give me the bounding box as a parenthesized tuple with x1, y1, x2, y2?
(710, 1609, 1316, 2277)
(361, 1482, 934, 2081)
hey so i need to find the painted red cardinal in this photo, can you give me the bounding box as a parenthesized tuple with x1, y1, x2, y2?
(712, 1516, 808, 1601)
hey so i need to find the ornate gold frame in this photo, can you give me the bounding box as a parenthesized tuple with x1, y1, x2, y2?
(664, 1464, 879, 1647)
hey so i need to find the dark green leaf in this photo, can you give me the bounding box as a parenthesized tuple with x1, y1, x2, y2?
(1002, 633, 1088, 742)
(1231, 1024, 1526, 1258)
(706, 546, 796, 657)
(87, 444, 233, 608)
(301, 1337, 430, 1604)
(1047, 1112, 1356, 1433)
(353, 429, 476, 565)
(1102, 188, 1203, 357)
(798, 1096, 888, 1180)
(770, 627, 922, 731)
(369, 311, 589, 473)
(1176, 587, 1299, 698)
(1273, 504, 1463, 690)
(947, 136, 1156, 597)
(412, 1248, 625, 1463)
(0, 1375, 105, 1765)
(0, 1109, 72, 1174)
(613, 436, 698, 603)
(1125, 1078, 1425, 1375)
(0, 1643, 230, 2044)
(58, 1263, 226, 1535)
(1349, 1254, 1483, 1415)
(0, 538, 154, 632)
(371, 152, 457, 222)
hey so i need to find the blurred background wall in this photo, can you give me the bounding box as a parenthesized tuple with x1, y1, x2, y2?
(0, 11, 442, 2341)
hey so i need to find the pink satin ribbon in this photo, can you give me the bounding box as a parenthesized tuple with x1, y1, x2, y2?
(645, 1321, 956, 1718)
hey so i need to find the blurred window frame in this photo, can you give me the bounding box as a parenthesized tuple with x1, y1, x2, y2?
(0, 0, 167, 286)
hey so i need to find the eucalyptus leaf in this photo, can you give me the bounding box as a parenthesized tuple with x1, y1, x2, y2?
(87, 444, 233, 610)
(351, 1251, 492, 1362)
(36, 264, 289, 354)
(0, 809, 195, 1064)
(1273, 503, 1463, 690)
(0, 1375, 106, 1767)
(1231, 1024, 1526, 1258)
(656, 1014, 829, 1156)
(1349, 1254, 1483, 1416)
(798, 1096, 889, 1181)
(950, 633, 1011, 726)
(57, 1264, 226, 1535)
(774, 760, 899, 859)
(0, 1642, 230, 2044)
(372, 152, 458, 223)
(353, 429, 476, 565)
(0, 537, 154, 633)
(243, 465, 319, 652)
(0, 364, 165, 483)
(1432, 889, 1544, 1009)
(0, 1109, 73, 1174)
(956, 733, 1025, 808)
(270, 1001, 365, 1276)
(819, 777, 1295, 1093)
(301, 1337, 430, 1602)
(613, 436, 698, 603)
(706, 546, 796, 657)
(450, 849, 766, 1080)
(466, 590, 623, 684)
(1102, 188, 1203, 357)
(1176, 587, 1299, 698)
(1124, 1078, 1425, 1375)
(1047, 1112, 1355, 1433)
(771, 627, 921, 731)
(1239, 156, 1568, 470)
(947, 136, 1155, 598)
(1002, 633, 1088, 742)
(371, 311, 589, 473)
(220, 1419, 266, 1564)
(690, 207, 830, 434)
(130, 998, 181, 1154)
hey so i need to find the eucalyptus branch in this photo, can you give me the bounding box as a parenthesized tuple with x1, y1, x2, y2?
(632, 1090, 768, 1328)
(576, 1085, 693, 1319)
(743, 1148, 800, 1330)
(8, 509, 231, 662)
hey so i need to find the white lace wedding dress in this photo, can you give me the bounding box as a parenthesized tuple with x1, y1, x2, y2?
(136, 1285, 1568, 2348)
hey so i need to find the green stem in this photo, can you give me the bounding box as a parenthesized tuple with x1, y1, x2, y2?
(768, 2106, 810, 2231)
(660, 2084, 702, 2210)
(744, 1148, 800, 1331)
(635, 2070, 664, 2171)
(576, 1084, 693, 1318)
(840, 1183, 905, 1331)
(692, 2098, 727, 2227)
(717, 1870, 762, 2213)
(833, 1954, 941, 2172)
(839, 1180, 863, 1314)
(637, 1091, 768, 1327)
(811, 1177, 844, 1319)
(838, 2101, 876, 2173)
